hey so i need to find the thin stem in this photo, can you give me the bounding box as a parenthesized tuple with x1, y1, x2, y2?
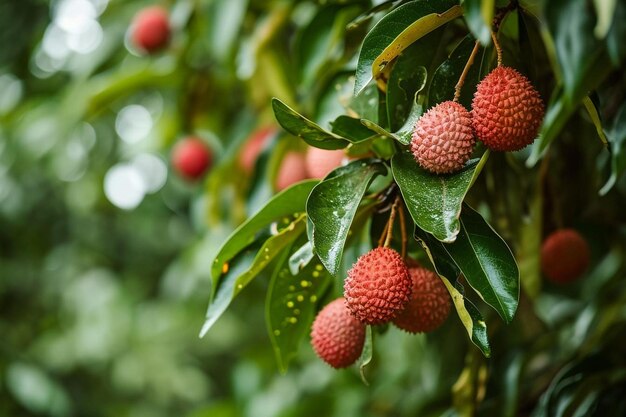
(378, 217, 391, 247)
(453, 40, 481, 102)
(384, 198, 399, 248)
(397, 198, 408, 259)
(491, 31, 503, 67)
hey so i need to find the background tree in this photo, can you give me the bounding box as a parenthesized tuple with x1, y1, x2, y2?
(1, 1, 625, 416)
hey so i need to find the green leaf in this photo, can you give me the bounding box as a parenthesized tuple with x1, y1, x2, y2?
(600, 102, 626, 195)
(200, 215, 308, 336)
(442, 205, 520, 323)
(582, 96, 609, 146)
(392, 150, 489, 243)
(271, 98, 350, 150)
(429, 35, 484, 109)
(266, 250, 332, 373)
(354, 0, 462, 95)
(462, 0, 495, 45)
(545, 0, 614, 105)
(307, 159, 387, 276)
(414, 228, 491, 357)
(209, 180, 318, 300)
(330, 115, 378, 141)
(385, 24, 445, 131)
(386, 65, 427, 131)
(357, 326, 374, 385)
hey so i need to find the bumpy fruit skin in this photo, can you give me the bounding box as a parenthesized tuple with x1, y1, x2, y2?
(541, 229, 590, 284)
(344, 247, 412, 325)
(472, 66, 544, 151)
(411, 101, 475, 174)
(172, 137, 212, 180)
(393, 267, 451, 333)
(311, 298, 366, 369)
(131, 6, 171, 54)
(239, 126, 276, 174)
(276, 151, 308, 191)
(305, 148, 345, 179)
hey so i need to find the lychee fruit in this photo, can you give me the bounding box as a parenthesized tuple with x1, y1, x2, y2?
(239, 126, 276, 174)
(276, 151, 309, 191)
(541, 229, 590, 284)
(310, 298, 366, 369)
(172, 137, 212, 180)
(305, 147, 346, 179)
(393, 267, 451, 333)
(344, 247, 412, 325)
(131, 6, 171, 54)
(411, 101, 475, 174)
(471, 66, 544, 151)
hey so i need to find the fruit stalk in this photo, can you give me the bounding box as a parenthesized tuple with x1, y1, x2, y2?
(453, 40, 481, 103)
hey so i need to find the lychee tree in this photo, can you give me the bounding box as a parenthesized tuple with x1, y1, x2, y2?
(201, 0, 626, 403)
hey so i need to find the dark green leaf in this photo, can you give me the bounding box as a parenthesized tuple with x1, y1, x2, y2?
(600, 102, 626, 195)
(266, 250, 332, 373)
(429, 35, 484, 109)
(331, 115, 378, 141)
(442, 205, 520, 323)
(385, 25, 447, 132)
(462, 0, 495, 45)
(414, 228, 491, 357)
(545, 0, 614, 105)
(210, 180, 318, 299)
(392, 150, 489, 242)
(354, 0, 462, 95)
(307, 159, 387, 276)
(272, 98, 350, 150)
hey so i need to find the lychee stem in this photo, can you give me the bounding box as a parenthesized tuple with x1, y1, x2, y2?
(491, 31, 503, 67)
(384, 197, 400, 248)
(453, 40, 481, 103)
(378, 217, 390, 247)
(397, 198, 408, 259)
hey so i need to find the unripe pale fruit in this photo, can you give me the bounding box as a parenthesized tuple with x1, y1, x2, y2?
(172, 137, 212, 180)
(472, 66, 544, 151)
(541, 229, 590, 284)
(411, 101, 475, 174)
(276, 151, 308, 191)
(131, 6, 171, 54)
(344, 247, 412, 325)
(305, 148, 345, 178)
(393, 267, 451, 333)
(239, 126, 276, 174)
(310, 298, 366, 369)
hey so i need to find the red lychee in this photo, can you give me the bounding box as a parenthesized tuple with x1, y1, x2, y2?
(541, 229, 590, 284)
(172, 137, 212, 180)
(411, 101, 475, 174)
(393, 267, 451, 333)
(276, 151, 308, 191)
(305, 147, 346, 179)
(344, 247, 412, 325)
(239, 126, 276, 174)
(310, 298, 366, 369)
(131, 6, 171, 54)
(471, 66, 544, 151)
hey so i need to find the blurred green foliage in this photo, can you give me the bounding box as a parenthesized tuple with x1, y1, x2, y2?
(1, 1, 626, 417)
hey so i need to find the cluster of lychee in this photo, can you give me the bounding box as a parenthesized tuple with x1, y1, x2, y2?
(412, 66, 545, 174)
(311, 247, 452, 368)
